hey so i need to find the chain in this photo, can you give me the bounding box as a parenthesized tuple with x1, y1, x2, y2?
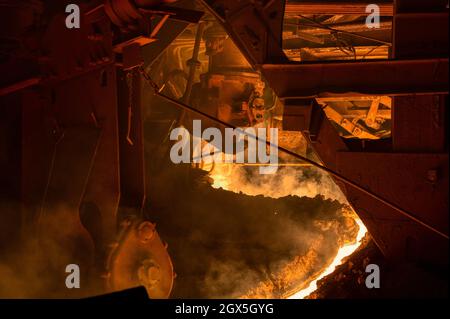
(125, 70, 135, 146)
(126, 71, 134, 105)
(138, 65, 160, 93)
(125, 66, 161, 146)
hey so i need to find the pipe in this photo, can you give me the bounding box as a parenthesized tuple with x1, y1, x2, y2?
(0, 78, 40, 97)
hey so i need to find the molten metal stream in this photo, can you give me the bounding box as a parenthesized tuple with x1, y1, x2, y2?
(287, 218, 367, 299)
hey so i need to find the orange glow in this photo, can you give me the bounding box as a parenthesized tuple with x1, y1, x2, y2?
(287, 218, 367, 299)
(203, 156, 368, 299)
(206, 161, 232, 190)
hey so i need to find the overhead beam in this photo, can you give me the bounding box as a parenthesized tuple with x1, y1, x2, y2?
(261, 58, 449, 98)
(285, 2, 394, 16)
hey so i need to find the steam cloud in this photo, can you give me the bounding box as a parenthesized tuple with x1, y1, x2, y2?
(209, 164, 348, 203)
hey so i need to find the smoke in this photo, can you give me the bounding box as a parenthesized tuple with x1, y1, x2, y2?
(0, 203, 98, 298)
(208, 164, 348, 203)
(199, 210, 358, 299)
(199, 212, 350, 299)
(147, 162, 358, 298)
(188, 162, 358, 298)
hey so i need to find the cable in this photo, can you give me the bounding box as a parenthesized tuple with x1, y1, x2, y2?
(288, 15, 392, 47)
(138, 66, 449, 240)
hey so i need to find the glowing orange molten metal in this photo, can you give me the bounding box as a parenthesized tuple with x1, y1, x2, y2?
(203, 159, 368, 299)
(287, 218, 367, 299)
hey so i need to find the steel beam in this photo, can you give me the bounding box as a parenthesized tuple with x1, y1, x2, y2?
(117, 69, 146, 209)
(261, 59, 449, 98)
(285, 2, 394, 16)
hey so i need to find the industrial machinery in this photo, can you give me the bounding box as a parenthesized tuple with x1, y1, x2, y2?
(0, 0, 448, 298)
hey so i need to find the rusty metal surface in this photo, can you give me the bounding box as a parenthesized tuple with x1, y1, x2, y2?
(336, 152, 449, 264)
(392, 95, 446, 153)
(393, 13, 448, 59)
